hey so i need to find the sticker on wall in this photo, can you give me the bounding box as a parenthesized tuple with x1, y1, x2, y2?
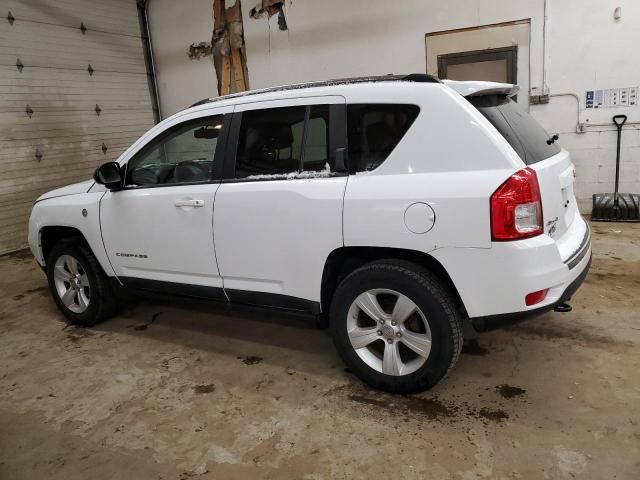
(586, 87, 638, 108)
(585, 90, 595, 108)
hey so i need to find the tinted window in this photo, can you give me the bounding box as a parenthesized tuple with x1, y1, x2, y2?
(235, 105, 331, 178)
(347, 104, 420, 173)
(301, 106, 330, 171)
(126, 116, 222, 186)
(470, 95, 561, 165)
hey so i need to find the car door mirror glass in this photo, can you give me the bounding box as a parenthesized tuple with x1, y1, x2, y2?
(93, 162, 122, 189)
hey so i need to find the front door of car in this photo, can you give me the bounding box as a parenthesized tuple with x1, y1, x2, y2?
(100, 107, 231, 297)
(213, 97, 348, 310)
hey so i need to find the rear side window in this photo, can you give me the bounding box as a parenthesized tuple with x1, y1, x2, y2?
(347, 104, 420, 173)
(470, 95, 560, 165)
(292, 105, 330, 172)
(234, 105, 330, 179)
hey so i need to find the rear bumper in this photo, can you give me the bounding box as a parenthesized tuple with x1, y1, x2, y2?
(430, 213, 592, 320)
(471, 252, 591, 331)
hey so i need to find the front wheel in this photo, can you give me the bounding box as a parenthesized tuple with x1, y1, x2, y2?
(46, 240, 118, 326)
(330, 260, 463, 394)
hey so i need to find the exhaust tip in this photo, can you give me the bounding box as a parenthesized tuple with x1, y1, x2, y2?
(554, 302, 572, 313)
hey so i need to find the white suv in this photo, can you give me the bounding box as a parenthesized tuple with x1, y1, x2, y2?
(28, 75, 591, 393)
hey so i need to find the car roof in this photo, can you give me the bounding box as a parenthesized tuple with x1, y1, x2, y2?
(188, 73, 441, 108)
(175, 76, 519, 120)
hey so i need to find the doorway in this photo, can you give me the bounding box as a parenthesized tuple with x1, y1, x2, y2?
(426, 20, 530, 107)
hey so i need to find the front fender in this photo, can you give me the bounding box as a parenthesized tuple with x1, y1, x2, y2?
(28, 192, 115, 277)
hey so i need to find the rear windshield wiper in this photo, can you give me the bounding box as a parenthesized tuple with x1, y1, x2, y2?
(546, 134, 560, 145)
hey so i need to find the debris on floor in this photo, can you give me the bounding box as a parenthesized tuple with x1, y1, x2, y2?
(0, 223, 639, 479)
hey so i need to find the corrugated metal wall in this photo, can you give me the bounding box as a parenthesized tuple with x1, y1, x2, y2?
(0, 0, 155, 254)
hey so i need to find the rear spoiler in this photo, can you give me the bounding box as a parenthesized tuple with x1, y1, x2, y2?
(443, 80, 520, 98)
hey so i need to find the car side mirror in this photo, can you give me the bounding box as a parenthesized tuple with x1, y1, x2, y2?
(93, 162, 123, 190)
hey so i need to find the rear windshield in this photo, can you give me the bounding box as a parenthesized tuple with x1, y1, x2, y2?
(470, 95, 560, 165)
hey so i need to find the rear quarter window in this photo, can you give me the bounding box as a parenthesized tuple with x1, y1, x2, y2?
(470, 95, 560, 165)
(347, 104, 420, 173)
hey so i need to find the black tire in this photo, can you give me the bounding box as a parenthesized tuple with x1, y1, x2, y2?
(330, 260, 463, 394)
(46, 239, 118, 326)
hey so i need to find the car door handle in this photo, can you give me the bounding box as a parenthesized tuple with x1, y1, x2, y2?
(174, 199, 204, 208)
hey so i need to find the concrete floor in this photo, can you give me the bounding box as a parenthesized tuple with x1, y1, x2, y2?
(1, 222, 639, 480)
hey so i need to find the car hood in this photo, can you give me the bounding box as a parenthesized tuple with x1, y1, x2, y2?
(36, 180, 95, 202)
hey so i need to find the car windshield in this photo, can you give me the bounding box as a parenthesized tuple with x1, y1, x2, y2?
(470, 95, 561, 165)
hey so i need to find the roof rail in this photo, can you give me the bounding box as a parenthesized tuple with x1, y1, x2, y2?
(188, 73, 441, 108)
(190, 98, 211, 107)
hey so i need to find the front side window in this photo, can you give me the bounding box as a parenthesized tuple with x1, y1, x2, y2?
(126, 115, 223, 186)
(234, 105, 331, 179)
(347, 104, 420, 173)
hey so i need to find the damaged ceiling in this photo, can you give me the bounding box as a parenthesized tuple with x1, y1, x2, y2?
(249, 0, 288, 30)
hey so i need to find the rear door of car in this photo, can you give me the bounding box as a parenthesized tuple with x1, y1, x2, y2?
(213, 96, 347, 311)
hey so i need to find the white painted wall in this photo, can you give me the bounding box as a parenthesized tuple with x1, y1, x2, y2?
(148, 0, 217, 117)
(531, 0, 640, 211)
(149, 0, 640, 212)
(243, 1, 545, 91)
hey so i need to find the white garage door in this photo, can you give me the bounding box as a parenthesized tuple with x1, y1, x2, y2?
(0, 0, 155, 254)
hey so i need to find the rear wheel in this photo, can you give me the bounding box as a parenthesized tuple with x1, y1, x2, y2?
(46, 240, 118, 326)
(330, 260, 463, 394)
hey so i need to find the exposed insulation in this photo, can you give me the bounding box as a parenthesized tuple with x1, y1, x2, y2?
(188, 41, 213, 59)
(249, 0, 288, 30)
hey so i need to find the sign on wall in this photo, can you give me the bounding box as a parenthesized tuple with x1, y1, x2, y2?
(586, 87, 638, 108)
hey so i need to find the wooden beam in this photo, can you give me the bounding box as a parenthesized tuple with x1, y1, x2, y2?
(231, 49, 246, 92)
(220, 55, 231, 96)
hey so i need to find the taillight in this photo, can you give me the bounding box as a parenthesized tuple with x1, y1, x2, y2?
(490, 167, 543, 241)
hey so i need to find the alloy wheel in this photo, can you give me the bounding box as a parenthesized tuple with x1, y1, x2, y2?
(346, 289, 432, 376)
(53, 254, 91, 314)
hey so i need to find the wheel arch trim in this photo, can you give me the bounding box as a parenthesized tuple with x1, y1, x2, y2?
(320, 246, 466, 318)
(38, 225, 116, 279)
